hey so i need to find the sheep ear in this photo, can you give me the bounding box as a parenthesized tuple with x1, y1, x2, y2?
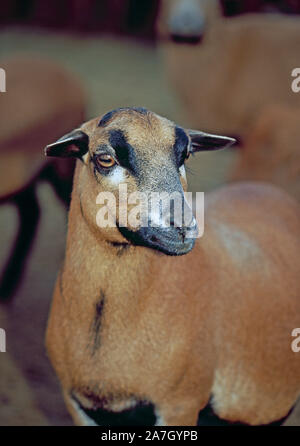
(45, 130, 89, 159)
(188, 129, 236, 152)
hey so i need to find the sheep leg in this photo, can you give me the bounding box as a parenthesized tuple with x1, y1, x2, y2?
(0, 185, 40, 300)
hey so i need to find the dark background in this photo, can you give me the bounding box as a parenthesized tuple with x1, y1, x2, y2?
(1, 1, 300, 37)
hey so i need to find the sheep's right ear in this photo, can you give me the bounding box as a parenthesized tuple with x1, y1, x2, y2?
(45, 130, 89, 159)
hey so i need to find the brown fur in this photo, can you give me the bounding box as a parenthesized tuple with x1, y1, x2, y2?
(158, 2, 300, 137)
(230, 105, 300, 201)
(46, 109, 300, 426)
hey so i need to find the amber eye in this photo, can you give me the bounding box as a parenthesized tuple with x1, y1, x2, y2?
(95, 154, 116, 169)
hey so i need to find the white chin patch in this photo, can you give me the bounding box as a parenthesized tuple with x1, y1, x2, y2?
(108, 166, 125, 185)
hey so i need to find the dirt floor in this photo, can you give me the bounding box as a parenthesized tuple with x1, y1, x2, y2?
(0, 28, 299, 426)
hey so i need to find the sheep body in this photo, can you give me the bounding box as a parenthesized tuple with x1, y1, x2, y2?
(46, 110, 300, 426)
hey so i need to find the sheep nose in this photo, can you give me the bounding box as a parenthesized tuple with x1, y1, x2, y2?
(168, 2, 205, 44)
(169, 211, 198, 241)
(169, 214, 186, 241)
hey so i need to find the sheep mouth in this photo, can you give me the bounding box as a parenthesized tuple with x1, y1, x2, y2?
(117, 225, 196, 256)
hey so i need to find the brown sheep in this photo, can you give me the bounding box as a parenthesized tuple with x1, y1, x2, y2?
(45, 107, 300, 426)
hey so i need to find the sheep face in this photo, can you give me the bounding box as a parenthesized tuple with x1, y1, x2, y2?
(158, 0, 221, 44)
(45, 107, 234, 256)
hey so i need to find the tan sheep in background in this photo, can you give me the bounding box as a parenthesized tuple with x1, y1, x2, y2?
(0, 55, 86, 300)
(230, 105, 300, 201)
(158, 0, 300, 138)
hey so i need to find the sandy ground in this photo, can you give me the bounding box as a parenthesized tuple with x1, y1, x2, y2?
(0, 28, 299, 426)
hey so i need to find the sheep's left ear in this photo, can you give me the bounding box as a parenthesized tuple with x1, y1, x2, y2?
(188, 129, 236, 152)
(45, 129, 89, 159)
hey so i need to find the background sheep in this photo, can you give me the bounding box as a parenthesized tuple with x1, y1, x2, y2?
(230, 105, 300, 201)
(158, 0, 300, 138)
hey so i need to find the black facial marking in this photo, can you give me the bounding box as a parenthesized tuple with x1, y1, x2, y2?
(174, 126, 189, 166)
(109, 129, 138, 175)
(91, 290, 105, 354)
(77, 400, 156, 426)
(98, 107, 148, 127)
(197, 399, 294, 426)
(98, 110, 118, 127)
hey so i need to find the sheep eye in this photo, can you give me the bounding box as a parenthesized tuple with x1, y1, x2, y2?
(95, 154, 116, 169)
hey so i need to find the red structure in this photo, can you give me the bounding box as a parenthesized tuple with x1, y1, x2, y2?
(0, 0, 160, 40)
(220, 0, 300, 15)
